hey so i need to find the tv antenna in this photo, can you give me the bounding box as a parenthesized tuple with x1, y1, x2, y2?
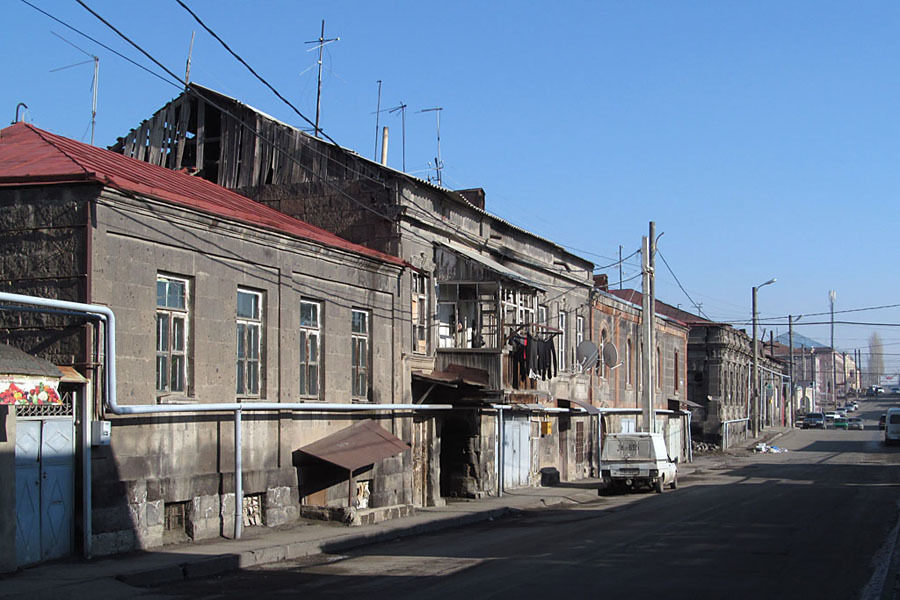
(418, 107, 443, 187)
(50, 31, 99, 145)
(372, 101, 407, 171)
(373, 80, 382, 160)
(305, 20, 340, 138)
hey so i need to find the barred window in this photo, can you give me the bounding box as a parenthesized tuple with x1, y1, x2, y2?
(351, 309, 369, 399)
(236, 289, 263, 396)
(156, 276, 189, 394)
(299, 300, 320, 397)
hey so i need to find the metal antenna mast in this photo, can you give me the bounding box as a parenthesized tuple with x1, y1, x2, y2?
(373, 80, 382, 160)
(419, 107, 443, 186)
(49, 31, 99, 145)
(305, 20, 340, 138)
(372, 102, 408, 171)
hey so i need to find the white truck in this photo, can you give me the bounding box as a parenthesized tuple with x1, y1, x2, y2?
(599, 432, 678, 494)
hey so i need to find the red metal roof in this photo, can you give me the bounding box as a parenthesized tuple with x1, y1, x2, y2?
(297, 419, 410, 472)
(606, 289, 708, 325)
(0, 122, 404, 267)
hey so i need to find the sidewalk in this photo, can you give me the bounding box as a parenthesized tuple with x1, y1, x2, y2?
(0, 429, 790, 600)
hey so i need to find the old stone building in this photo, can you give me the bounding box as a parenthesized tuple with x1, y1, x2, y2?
(112, 84, 598, 495)
(595, 288, 691, 462)
(0, 123, 432, 567)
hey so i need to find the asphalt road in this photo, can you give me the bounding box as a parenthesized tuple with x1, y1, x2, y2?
(145, 396, 900, 600)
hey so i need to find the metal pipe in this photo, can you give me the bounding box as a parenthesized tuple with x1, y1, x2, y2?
(235, 407, 242, 540)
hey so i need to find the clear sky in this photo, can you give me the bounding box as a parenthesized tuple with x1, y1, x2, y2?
(5, 1, 900, 376)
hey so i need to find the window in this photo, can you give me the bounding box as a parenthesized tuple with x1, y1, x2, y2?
(558, 310, 568, 371)
(351, 309, 369, 399)
(299, 300, 320, 397)
(600, 329, 608, 378)
(411, 272, 428, 354)
(575, 315, 584, 371)
(236, 289, 262, 396)
(657, 347, 662, 390)
(157, 275, 189, 394)
(675, 350, 680, 391)
(502, 287, 536, 327)
(626, 338, 633, 386)
(437, 282, 498, 349)
(538, 305, 548, 328)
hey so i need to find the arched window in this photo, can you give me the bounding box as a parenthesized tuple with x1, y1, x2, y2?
(656, 346, 662, 390)
(600, 329, 608, 378)
(626, 338, 633, 386)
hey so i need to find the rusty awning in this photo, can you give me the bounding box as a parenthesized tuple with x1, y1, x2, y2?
(558, 398, 601, 415)
(297, 419, 410, 472)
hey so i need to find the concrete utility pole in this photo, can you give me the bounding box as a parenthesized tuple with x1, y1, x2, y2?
(751, 278, 776, 437)
(788, 315, 796, 426)
(641, 235, 654, 432)
(649, 222, 657, 417)
(830, 290, 836, 410)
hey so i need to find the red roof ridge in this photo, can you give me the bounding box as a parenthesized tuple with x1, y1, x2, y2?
(0, 123, 404, 267)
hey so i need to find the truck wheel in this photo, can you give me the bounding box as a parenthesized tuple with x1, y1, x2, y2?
(670, 475, 678, 490)
(655, 479, 664, 494)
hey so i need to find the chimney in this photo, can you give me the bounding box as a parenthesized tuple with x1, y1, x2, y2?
(381, 127, 389, 166)
(593, 274, 609, 291)
(456, 188, 485, 210)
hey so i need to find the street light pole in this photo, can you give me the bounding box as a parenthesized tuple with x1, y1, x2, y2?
(830, 290, 836, 411)
(752, 278, 776, 438)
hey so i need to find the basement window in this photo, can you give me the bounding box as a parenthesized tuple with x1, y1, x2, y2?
(164, 501, 189, 544)
(243, 494, 264, 527)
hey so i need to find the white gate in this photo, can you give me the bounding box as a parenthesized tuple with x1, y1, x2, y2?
(503, 414, 530, 489)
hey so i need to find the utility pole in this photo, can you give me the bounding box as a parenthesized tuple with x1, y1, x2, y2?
(641, 236, 654, 432)
(618, 245, 623, 289)
(769, 330, 775, 427)
(649, 222, 657, 424)
(751, 278, 776, 437)
(788, 315, 795, 426)
(829, 290, 836, 411)
(306, 20, 340, 138)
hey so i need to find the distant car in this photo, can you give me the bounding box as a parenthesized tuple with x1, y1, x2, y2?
(835, 408, 848, 418)
(893, 387, 900, 394)
(886, 408, 900, 445)
(844, 403, 856, 412)
(867, 386, 877, 397)
(834, 417, 849, 430)
(880, 414, 887, 430)
(803, 413, 825, 429)
(848, 417, 864, 430)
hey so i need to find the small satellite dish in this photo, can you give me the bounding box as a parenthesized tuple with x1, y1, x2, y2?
(602, 342, 619, 368)
(576, 340, 599, 370)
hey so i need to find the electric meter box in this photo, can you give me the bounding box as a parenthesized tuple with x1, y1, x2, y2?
(91, 420, 111, 446)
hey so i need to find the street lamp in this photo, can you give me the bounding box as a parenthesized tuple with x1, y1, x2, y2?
(752, 278, 776, 438)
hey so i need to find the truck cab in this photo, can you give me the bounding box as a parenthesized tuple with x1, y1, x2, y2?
(600, 432, 678, 494)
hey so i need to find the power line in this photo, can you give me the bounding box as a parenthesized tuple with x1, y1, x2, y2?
(656, 249, 709, 319)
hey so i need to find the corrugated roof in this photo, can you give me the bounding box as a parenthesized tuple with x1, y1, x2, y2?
(297, 419, 410, 472)
(0, 123, 404, 267)
(183, 84, 592, 268)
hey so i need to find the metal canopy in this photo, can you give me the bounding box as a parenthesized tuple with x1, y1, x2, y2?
(0, 344, 62, 378)
(438, 240, 546, 291)
(297, 419, 410, 472)
(558, 397, 601, 415)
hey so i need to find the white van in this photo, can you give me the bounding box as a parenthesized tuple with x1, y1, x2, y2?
(885, 408, 900, 445)
(599, 432, 678, 494)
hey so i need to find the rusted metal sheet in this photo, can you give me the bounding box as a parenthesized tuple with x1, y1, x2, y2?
(297, 419, 410, 472)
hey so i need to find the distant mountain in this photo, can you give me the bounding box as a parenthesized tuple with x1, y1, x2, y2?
(775, 332, 828, 349)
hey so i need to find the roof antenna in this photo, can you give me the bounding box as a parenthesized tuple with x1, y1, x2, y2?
(418, 107, 443, 186)
(184, 30, 195, 89)
(373, 102, 407, 171)
(49, 31, 99, 145)
(373, 80, 382, 160)
(305, 20, 340, 138)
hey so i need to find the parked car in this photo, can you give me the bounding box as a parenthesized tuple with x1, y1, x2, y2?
(848, 417, 864, 430)
(835, 408, 848, 418)
(600, 432, 678, 494)
(880, 414, 887, 430)
(892, 387, 900, 395)
(833, 416, 849, 430)
(885, 409, 900, 445)
(802, 413, 825, 429)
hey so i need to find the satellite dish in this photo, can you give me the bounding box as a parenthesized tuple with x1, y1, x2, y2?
(602, 342, 618, 368)
(576, 340, 599, 370)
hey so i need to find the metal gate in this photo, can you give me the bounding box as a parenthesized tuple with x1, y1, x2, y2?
(503, 414, 530, 489)
(15, 417, 74, 566)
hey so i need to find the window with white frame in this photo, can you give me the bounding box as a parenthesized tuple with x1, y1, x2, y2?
(411, 272, 428, 354)
(156, 275, 189, 394)
(558, 310, 568, 371)
(351, 309, 369, 399)
(575, 315, 584, 371)
(502, 287, 536, 327)
(538, 305, 548, 328)
(236, 289, 263, 396)
(299, 300, 320, 397)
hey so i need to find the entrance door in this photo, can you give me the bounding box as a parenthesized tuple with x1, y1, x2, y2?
(503, 414, 530, 489)
(15, 418, 74, 566)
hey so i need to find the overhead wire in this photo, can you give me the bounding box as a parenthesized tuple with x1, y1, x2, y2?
(656, 249, 709, 319)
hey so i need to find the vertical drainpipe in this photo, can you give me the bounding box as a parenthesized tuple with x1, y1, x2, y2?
(497, 408, 504, 497)
(83, 198, 94, 559)
(235, 407, 243, 540)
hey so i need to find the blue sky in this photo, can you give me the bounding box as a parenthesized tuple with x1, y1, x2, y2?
(5, 1, 900, 374)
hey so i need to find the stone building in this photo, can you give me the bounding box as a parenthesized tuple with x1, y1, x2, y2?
(595, 288, 691, 462)
(112, 84, 598, 495)
(0, 123, 426, 567)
